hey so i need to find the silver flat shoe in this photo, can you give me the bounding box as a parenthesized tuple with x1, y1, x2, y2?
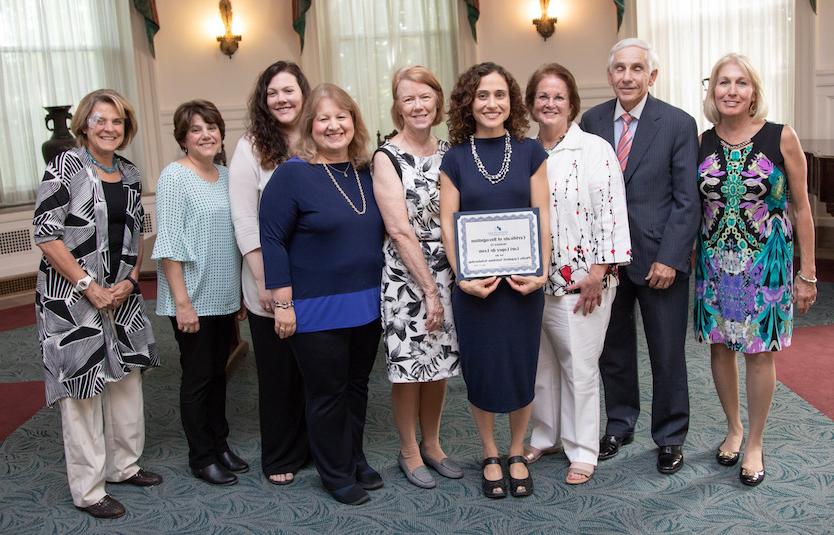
(398, 453, 436, 489)
(420, 446, 464, 479)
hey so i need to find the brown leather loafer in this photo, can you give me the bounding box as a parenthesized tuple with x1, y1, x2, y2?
(76, 495, 126, 519)
(112, 468, 163, 487)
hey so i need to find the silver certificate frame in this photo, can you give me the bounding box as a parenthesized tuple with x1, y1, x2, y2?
(453, 208, 542, 280)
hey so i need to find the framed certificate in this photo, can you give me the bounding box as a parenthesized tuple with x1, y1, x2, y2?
(453, 208, 542, 280)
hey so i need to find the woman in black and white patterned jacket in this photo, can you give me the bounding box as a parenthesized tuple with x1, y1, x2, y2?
(33, 89, 161, 520)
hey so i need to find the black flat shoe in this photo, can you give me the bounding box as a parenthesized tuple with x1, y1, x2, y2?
(598, 434, 634, 461)
(356, 465, 384, 491)
(507, 455, 533, 498)
(330, 484, 370, 505)
(481, 457, 506, 499)
(740, 462, 765, 487)
(657, 445, 684, 474)
(218, 450, 249, 473)
(192, 462, 238, 485)
(716, 439, 741, 467)
(76, 495, 126, 519)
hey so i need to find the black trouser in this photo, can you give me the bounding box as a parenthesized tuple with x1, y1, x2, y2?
(248, 312, 309, 476)
(289, 320, 381, 491)
(170, 314, 234, 469)
(599, 274, 691, 447)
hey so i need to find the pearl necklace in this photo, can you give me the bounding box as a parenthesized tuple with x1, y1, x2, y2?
(469, 132, 512, 184)
(322, 163, 366, 215)
(86, 148, 117, 173)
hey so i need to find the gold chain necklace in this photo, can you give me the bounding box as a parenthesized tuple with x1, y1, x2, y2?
(322, 163, 366, 215)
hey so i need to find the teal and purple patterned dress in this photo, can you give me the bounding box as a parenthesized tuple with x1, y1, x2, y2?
(694, 122, 792, 353)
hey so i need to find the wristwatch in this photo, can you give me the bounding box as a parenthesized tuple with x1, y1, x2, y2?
(75, 274, 93, 292)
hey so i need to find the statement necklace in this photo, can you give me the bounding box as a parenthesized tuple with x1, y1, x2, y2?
(537, 132, 566, 153)
(86, 148, 117, 173)
(325, 162, 350, 177)
(470, 132, 512, 184)
(322, 162, 366, 215)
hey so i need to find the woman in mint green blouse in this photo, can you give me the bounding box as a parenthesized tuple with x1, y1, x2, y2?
(152, 100, 246, 486)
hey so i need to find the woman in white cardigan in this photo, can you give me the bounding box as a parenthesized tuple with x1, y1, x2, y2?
(523, 64, 632, 484)
(228, 61, 310, 484)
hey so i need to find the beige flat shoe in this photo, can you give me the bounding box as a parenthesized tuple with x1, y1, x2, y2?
(523, 444, 560, 464)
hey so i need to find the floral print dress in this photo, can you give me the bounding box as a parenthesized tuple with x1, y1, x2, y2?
(694, 123, 793, 352)
(378, 141, 460, 383)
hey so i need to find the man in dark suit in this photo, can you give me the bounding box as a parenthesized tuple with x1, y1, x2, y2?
(579, 38, 699, 474)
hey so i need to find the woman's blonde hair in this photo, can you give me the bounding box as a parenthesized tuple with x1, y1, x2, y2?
(70, 89, 138, 149)
(294, 83, 370, 168)
(703, 53, 768, 125)
(390, 65, 445, 130)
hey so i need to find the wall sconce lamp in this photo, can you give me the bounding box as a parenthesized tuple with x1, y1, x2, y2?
(217, 0, 242, 58)
(532, 0, 558, 41)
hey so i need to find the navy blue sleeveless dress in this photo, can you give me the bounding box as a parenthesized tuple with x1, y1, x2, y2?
(440, 136, 547, 413)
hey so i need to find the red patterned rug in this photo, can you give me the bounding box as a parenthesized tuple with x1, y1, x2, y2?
(776, 325, 834, 420)
(0, 381, 44, 443)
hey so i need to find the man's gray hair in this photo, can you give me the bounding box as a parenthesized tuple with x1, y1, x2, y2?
(607, 38, 660, 72)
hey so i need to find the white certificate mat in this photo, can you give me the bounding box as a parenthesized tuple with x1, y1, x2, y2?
(453, 208, 542, 280)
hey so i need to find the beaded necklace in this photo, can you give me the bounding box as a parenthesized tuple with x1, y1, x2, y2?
(469, 131, 512, 184)
(86, 148, 117, 173)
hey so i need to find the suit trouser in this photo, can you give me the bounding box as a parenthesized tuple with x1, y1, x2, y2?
(289, 320, 381, 491)
(58, 369, 144, 507)
(247, 312, 309, 476)
(599, 273, 690, 446)
(170, 314, 234, 469)
(529, 289, 615, 466)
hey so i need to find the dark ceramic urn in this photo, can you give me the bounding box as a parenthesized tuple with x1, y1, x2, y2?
(42, 105, 76, 163)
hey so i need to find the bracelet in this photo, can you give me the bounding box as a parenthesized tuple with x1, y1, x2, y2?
(272, 300, 294, 309)
(796, 272, 817, 285)
(125, 275, 140, 293)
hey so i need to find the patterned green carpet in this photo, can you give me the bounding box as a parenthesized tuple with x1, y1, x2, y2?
(1, 284, 833, 534)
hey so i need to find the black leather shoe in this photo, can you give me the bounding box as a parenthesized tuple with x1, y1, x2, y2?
(76, 495, 126, 519)
(598, 434, 634, 461)
(357, 465, 384, 491)
(739, 464, 765, 487)
(112, 468, 163, 487)
(218, 450, 249, 473)
(192, 462, 238, 485)
(657, 445, 684, 474)
(330, 484, 370, 505)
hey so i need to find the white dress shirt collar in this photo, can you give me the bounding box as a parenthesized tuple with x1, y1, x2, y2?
(614, 93, 649, 122)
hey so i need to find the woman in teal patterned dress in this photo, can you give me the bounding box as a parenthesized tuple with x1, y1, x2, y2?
(695, 54, 816, 486)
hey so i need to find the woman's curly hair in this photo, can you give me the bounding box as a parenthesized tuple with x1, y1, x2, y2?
(247, 61, 310, 170)
(447, 62, 529, 145)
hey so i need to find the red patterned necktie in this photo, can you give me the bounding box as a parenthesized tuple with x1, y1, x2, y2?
(617, 113, 633, 172)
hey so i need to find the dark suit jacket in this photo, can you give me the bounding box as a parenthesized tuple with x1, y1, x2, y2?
(580, 94, 700, 285)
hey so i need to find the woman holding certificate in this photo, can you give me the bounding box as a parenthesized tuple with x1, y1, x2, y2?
(523, 63, 631, 485)
(439, 62, 551, 499)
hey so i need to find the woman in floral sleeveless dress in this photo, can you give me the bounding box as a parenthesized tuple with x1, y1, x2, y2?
(695, 54, 816, 487)
(373, 66, 462, 490)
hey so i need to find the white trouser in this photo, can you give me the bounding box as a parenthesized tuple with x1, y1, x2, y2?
(58, 369, 144, 507)
(529, 288, 616, 466)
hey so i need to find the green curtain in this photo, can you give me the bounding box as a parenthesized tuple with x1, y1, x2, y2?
(613, 0, 625, 31)
(132, 0, 159, 57)
(292, 0, 479, 50)
(463, 0, 480, 42)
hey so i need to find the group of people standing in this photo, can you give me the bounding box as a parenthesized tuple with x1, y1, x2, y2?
(32, 37, 817, 517)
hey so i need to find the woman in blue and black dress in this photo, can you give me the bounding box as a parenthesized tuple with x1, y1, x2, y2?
(439, 62, 551, 499)
(696, 54, 816, 486)
(260, 83, 384, 506)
